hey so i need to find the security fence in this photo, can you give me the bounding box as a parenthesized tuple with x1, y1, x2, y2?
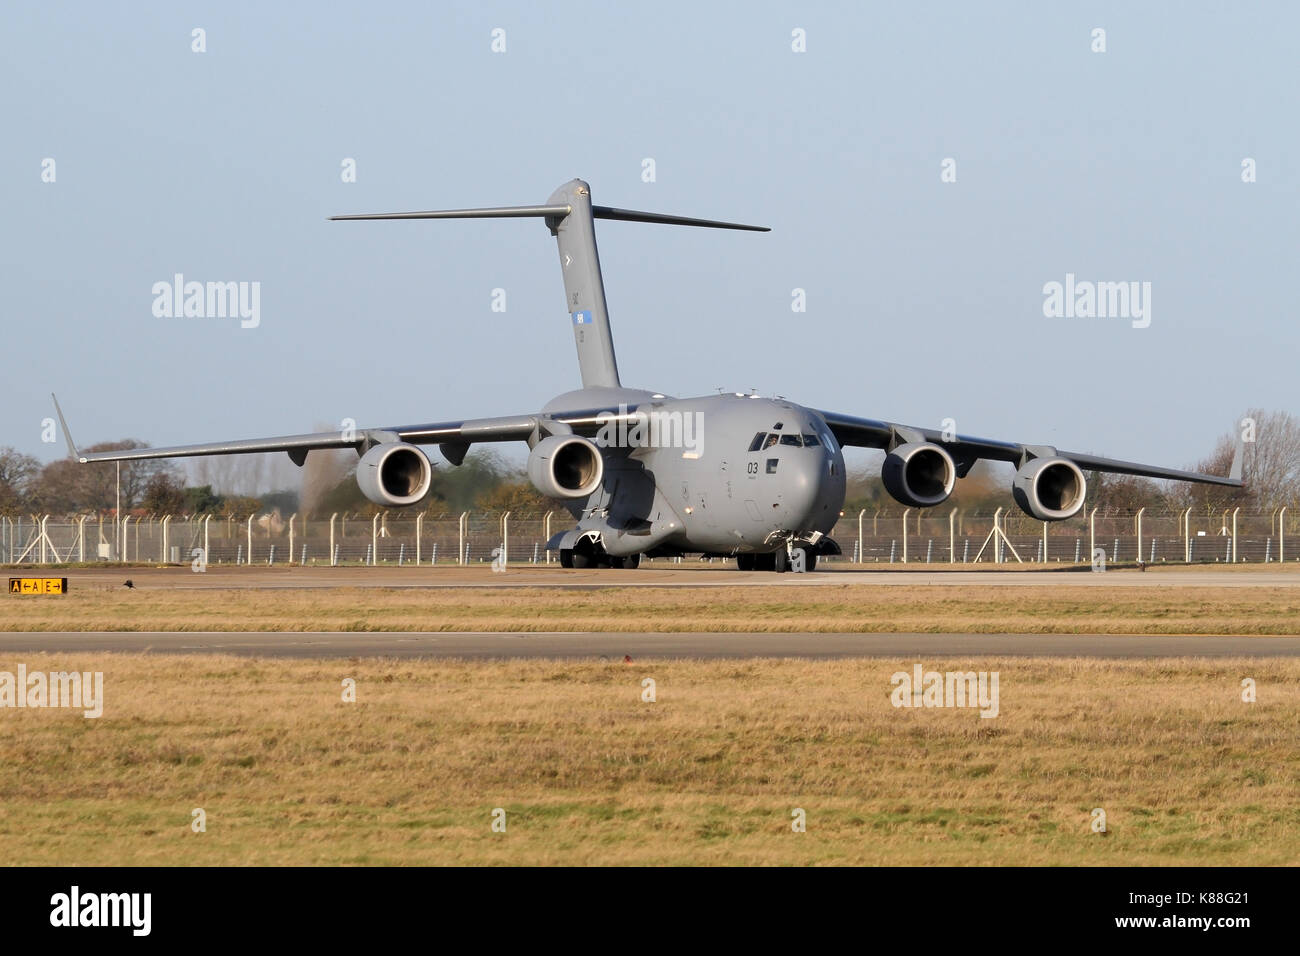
(1, 507, 1295, 567)
(836, 506, 1295, 566)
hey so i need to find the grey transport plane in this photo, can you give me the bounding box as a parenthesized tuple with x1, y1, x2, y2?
(58, 178, 1243, 571)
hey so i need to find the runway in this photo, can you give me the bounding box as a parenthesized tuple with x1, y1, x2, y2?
(2, 631, 1298, 658)
(33, 565, 1300, 591)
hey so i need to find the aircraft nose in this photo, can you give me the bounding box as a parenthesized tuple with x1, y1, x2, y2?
(785, 451, 828, 520)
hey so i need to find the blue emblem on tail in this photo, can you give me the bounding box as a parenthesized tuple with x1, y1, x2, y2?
(572, 310, 591, 325)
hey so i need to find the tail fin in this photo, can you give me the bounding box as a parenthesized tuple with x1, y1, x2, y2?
(332, 178, 768, 390)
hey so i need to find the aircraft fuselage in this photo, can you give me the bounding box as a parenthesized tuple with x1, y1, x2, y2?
(542, 388, 847, 558)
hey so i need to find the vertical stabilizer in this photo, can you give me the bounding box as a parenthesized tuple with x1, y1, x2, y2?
(545, 179, 621, 388)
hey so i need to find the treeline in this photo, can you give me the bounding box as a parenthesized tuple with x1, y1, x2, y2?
(0, 442, 552, 517)
(3, 408, 1296, 518)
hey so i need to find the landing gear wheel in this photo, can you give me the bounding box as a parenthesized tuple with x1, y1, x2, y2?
(773, 548, 789, 573)
(561, 548, 593, 569)
(610, 553, 641, 570)
(794, 546, 818, 572)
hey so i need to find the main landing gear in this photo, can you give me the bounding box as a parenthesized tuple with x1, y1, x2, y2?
(736, 546, 817, 573)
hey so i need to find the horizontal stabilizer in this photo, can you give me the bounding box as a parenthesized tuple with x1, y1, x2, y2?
(331, 203, 768, 231)
(591, 206, 769, 232)
(330, 204, 572, 221)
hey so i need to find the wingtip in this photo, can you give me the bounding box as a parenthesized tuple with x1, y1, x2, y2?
(50, 392, 81, 461)
(1229, 436, 1245, 484)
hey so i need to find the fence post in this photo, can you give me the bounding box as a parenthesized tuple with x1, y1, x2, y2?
(544, 510, 553, 564)
(1183, 507, 1191, 563)
(288, 514, 296, 565)
(246, 514, 254, 565)
(416, 513, 424, 565)
(371, 513, 380, 566)
(1089, 507, 1097, 565)
(1281, 506, 1287, 563)
(162, 514, 173, 563)
(502, 511, 510, 567)
(902, 508, 911, 564)
(950, 509, 956, 564)
(1232, 507, 1240, 562)
(1042, 521, 1048, 563)
(1135, 507, 1145, 566)
(458, 512, 468, 566)
(77, 515, 87, 563)
(204, 514, 212, 566)
(858, 509, 865, 566)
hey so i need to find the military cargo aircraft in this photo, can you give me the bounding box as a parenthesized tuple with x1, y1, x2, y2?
(59, 178, 1242, 571)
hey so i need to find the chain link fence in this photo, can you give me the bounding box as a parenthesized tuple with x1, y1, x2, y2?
(1, 507, 1296, 567)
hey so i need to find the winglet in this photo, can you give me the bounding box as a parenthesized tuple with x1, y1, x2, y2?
(1229, 436, 1245, 484)
(50, 393, 82, 462)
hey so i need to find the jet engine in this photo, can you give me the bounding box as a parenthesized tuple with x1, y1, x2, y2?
(1012, 457, 1087, 521)
(356, 442, 433, 507)
(527, 435, 604, 499)
(881, 442, 956, 507)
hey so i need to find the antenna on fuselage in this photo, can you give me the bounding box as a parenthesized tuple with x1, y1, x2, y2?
(332, 179, 768, 392)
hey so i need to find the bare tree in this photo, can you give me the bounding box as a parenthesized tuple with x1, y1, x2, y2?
(1169, 408, 1299, 513)
(1237, 408, 1300, 508)
(0, 448, 40, 512)
(1086, 472, 1169, 513)
(26, 441, 179, 515)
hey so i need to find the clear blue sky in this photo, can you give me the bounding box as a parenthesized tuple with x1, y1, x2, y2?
(3, 1, 1295, 483)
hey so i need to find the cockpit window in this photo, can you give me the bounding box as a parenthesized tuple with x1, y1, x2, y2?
(802, 434, 820, 447)
(748, 432, 766, 452)
(763, 434, 780, 449)
(780, 434, 802, 447)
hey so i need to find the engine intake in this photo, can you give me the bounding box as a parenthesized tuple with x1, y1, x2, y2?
(527, 435, 604, 499)
(356, 442, 433, 507)
(1013, 457, 1086, 521)
(882, 442, 956, 507)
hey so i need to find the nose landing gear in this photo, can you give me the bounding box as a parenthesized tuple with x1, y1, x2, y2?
(559, 536, 640, 569)
(735, 545, 817, 572)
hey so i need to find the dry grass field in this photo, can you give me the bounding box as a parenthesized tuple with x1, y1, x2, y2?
(3, 582, 1298, 634)
(1, 653, 1297, 865)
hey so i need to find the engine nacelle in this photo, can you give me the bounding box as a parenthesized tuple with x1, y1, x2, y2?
(882, 442, 956, 507)
(527, 435, 604, 499)
(1012, 457, 1087, 521)
(356, 442, 433, 507)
